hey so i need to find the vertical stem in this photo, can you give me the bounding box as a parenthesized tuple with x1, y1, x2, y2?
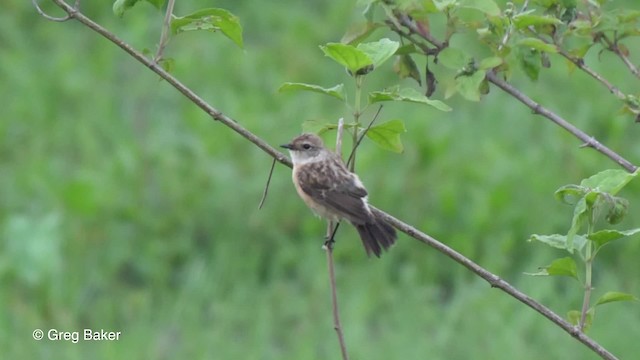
(349, 75, 364, 172)
(579, 219, 594, 331)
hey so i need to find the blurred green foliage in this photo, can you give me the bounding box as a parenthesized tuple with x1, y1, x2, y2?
(2, 0, 640, 359)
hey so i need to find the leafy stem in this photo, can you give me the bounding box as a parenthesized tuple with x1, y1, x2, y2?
(349, 75, 365, 171)
(579, 219, 595, 332)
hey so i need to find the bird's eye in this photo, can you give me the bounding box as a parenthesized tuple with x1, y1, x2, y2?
(302, 143, 311, 150)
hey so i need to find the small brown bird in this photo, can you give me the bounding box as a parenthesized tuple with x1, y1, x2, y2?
(281, 133, 396, 257)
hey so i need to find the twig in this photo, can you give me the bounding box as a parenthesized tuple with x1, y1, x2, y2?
(325, 118, 349, 360)
(346, 105, 383, 169)
(532, 35, 626, 100)
(600, 34, 640, 80)
(32, 0, 78, 22)
(485, 71, 637, 173)
(153, 0, 175, 63)
(46, 0, 291, 169)
(37, 4, 627, 359)
(258, 158, 276, 209)
(371, 207, 618, 360)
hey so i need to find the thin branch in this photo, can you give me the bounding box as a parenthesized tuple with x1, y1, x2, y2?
(485, 71, 637, 173)
(370, 207, 618, 360)
(533, 35, 626, 100)
(394, 9, 637, 174)
(258, 158, 276, 209)
(32, 0, 78, 22)
(38, 4, 625, 360)
(153, 0, 175, 63)
(601, 35, 640, 80)
(325, 119, 349, 360)
(346, 105, 383, 169)
(46, 0, 291, 169)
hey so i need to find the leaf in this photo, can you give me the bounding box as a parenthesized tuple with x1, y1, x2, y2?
(393, 55, 422, 85)
(341, 22, 384, 45)
(460, 0, 500, 16)
(357, 38, 401, 69)
(455, 71, 485, 101)
(171, 8, 244, 48)
(369, 87, 452, 111)
(529, 233, 587, 252)
(517, 48, 541, 81)
(113, 0, 142, 17)
(478, 57, 503, 70)
(595, 291, 639, 306)
(588, 228, 640, 249)
(554, 184, 587, 205)
(366, 120, 406, 153)
(580, 169, 638, 195)
(301, 120, 337, 135)
(320, 43, 373, 75)
(546, 257, 578, 279)
(605, 197, 629, 224)
(279, 83, 345, 101)
(567, 196, 588, 253)
(516, 38, 559, 53)
(513, 14, 562, 29)
(438, 47, 471, 70)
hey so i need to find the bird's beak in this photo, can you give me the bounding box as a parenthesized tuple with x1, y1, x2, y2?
(280, 143, 293, 149)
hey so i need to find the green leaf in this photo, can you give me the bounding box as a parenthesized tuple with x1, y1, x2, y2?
(516, 38, 558, 53)
(278, 83, 345, 101)
(595, 291, 639, 306)
(301, 120, 337, 135)
(455, 71, 485, 101)
(518, 47, 541, 81)
(554, 184, 587, 205)
(357, 38, 400, 69)
(527, 257, 578, 279)
(580, 169, 638, 195)
(478, 57, 503, 70)
(368, 87, 452, 111)
(567, 196, 588, 253)
(366, 120, 406, 153)
(393, 55, 422, 85)
(460, 0, 500, 16)
(438, 47, 471, 70)
(113, 0, 142, 17)
(546, 257, 578, 279)
(171, 8, 244, 48)
(320, 43, 373, 75)
(588, 228, 640, 249)
(606, 197, 629, 224)
(528, 234, 587, 252)
(513, 14, 562, 29)
(341, 22, 384, 45)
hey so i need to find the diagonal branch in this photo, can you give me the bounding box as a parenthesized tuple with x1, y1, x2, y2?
(485, 71, 637, 173)
(391, 13, 637, 174)
(40, 2, 621, 360)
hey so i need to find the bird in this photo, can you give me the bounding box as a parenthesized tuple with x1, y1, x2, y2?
(281, 133, 396, 257)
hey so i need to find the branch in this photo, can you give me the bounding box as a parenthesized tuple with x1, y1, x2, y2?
(485, 71, 637, 173)
(39, 3, 621, 360)
(533, 35, 626, 100)
(153, 0, 176, 63)
(370, 207, 617, 360)
(601, 35, 640, 80)
(391, 12, 637, 174)
(48, 0, 291, 170)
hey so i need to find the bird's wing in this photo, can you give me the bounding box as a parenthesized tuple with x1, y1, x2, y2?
(296, 161, 371, 223)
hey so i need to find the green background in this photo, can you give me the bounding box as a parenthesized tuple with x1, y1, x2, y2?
(2, 0, 640, 358)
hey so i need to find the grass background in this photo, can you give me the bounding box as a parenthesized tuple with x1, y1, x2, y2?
(2, 0, 640, 358)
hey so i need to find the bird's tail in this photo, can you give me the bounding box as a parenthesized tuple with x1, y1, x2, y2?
(354, 217, 397, 257)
